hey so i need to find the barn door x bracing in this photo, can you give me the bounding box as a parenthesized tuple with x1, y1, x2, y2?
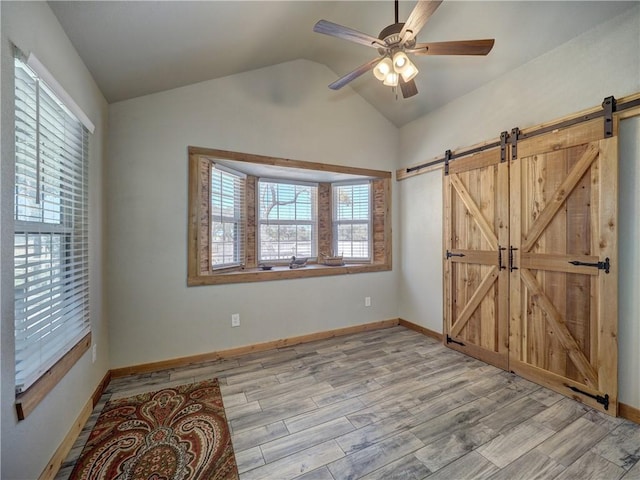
(444, 146, 510, 370)
(445, 120, 618, 415)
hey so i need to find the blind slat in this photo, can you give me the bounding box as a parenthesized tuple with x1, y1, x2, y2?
(332, 182, 372, 261)
(13, 55, 90, 394)
(210, 164, 245, 269)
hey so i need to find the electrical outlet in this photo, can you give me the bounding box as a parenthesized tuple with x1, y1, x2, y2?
(92, 344, 97, 363)
(365, 297, 371, 307)
(231, 313, 240, 327)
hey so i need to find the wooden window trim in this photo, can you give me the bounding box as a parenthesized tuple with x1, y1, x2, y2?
(188, 147, 392, 286)
(15, 333, 91, 420)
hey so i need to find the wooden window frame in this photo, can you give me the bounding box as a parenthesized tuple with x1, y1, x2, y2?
(187, 146, 392, 286)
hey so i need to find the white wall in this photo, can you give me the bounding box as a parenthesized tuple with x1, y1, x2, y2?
(107, 59, 400, 369)
(398, 7, 640, 407)
(0, 2, 109, 478)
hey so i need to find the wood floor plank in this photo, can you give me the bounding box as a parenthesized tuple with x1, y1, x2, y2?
(480, 396, 547, 433)
(414, 422, 497, 471)
(530, 397, 590, 431)
(537, 417, 609, 466)
(260, 417, 355, 464)
(410, 397, 495, 445)
(327, 431, 424, 480)
(293, 466, 335, 480)
(231, 421, 289, 452)
(242, 440, 345, 480)
(554, 451, 627, 480)
(486, 450, 566, 480)
(476, 419, 555, 468)
(236, 446, 265, 473)
(56, 326, 640, 480)
(591, 421, 640, 470)
(622, 458, 640, 479)
(312, 379, 381, 408)
(335, 411, 417, 455)
(424, 451, 499, 480)
(285, 397, 365, 434)
(359, 453, 431, 480)
(255, 381, 334, 409)
(231, 398, 317, 433)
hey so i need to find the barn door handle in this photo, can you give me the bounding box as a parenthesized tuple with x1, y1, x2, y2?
(509, 246, 518, 272)
(568, 257, 610, 274)
(498, 246, 507, 270)
(446, 250, 465, 259)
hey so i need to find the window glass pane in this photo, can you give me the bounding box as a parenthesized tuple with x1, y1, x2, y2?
(258, 181, 317, 261)
(333, 182, 371, 261)
(210, 165, 244, 268)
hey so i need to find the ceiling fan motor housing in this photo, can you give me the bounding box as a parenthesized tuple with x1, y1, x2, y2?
(377, 22, 416, 55)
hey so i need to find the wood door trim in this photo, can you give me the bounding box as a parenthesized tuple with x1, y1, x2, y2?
(521, 143, 599, 253)
(451, 266, 499, 337)
(520, 268, 599, 387)
(449, 173, 498, 248)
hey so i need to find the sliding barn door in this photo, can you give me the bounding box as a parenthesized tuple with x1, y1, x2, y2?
(444, 148, 509, 369)
(509, 121, 618, 415)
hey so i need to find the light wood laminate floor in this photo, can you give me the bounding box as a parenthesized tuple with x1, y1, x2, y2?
(57, 326, 640, 479)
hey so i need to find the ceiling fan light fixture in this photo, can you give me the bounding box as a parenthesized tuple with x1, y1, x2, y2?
(383, 71, 399, 87)
(392, 51, 409, 71)
(373, 57, 392, 81)
(400, 61, 419, 82)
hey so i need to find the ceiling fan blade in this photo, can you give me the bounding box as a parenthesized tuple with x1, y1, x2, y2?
(314, 20, 385, 49)
(400, 0, 443, 44)
(328, 57, 381, 90)
(400, 78, 419, 98)
(410, 39, 495, 56)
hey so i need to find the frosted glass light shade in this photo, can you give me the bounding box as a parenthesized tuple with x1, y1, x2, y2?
(400, 61, 419, 82)
(373, 57, 392, 81)
(383, 71, 399, 87)
(393, 51, 409, 71)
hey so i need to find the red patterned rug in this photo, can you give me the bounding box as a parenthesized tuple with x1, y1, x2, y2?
(69, 378, 239, 480)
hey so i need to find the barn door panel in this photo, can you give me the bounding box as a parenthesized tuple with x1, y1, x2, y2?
(444, 148, 509, 369)
(509, 121, 618, 415)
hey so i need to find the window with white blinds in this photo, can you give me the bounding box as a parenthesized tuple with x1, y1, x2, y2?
(14, 55, 90, 394)
(258, 180, 318, 261)
(333, 181, 371, 260)
(211, 164, 246, 268)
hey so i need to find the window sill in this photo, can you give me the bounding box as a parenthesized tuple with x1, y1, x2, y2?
(15, 333, 91, 420)
(187, 262, 391, 286)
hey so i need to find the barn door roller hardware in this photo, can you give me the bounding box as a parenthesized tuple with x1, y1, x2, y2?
(500, 131, 509, 163)
(446, 335, 465, 347)
(404, 94, 640, 177)
(446, 250, 465, 259)
(444, 150, 452, 176)
(603, 96, 616, 138)
(566, 385, 609, 410)
(568, 257, 610, 274)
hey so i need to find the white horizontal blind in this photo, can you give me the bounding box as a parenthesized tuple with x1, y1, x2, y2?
(210, 164, 246, 268)
(14, 56, 90, 394)
(258, 180, 318, 261)
(333, 181, 371, 260)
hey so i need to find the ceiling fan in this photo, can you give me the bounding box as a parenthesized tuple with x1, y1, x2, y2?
(313, 0, 495, 98)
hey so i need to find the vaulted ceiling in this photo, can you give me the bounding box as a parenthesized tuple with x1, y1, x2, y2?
(49, 1, 635, 127)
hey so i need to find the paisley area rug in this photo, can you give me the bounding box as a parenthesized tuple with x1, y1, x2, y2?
(69, 378, 239, 480)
